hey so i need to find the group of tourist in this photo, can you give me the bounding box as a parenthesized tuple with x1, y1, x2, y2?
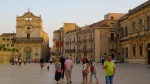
(39, 55, 115, 84)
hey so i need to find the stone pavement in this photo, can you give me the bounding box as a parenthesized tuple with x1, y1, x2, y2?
(0, 63, 150, 84)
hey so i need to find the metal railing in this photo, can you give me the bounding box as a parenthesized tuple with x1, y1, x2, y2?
(14, 37, 43, 43)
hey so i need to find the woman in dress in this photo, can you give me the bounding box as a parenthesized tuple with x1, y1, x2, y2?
(81, 58, 89, 84)
(89, 59, 98, 84)
(55, 58, 62, 84)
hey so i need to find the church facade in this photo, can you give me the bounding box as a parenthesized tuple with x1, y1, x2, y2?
(14, 11, 49, 61)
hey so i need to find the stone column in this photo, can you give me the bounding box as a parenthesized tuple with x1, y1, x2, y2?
(94, 28, 100, 62)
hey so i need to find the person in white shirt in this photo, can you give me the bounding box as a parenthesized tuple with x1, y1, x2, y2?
(89, 59, 98, 84)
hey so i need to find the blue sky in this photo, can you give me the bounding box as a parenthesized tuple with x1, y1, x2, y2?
(0, 0, 148, 47)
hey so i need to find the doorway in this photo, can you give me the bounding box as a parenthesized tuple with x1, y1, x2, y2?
(111, 54, 115, 59)
(147, 43, 150, 63)
(26, 51, 31, 60)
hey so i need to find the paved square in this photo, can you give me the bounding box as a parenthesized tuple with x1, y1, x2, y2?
(0, 63, 150, 84)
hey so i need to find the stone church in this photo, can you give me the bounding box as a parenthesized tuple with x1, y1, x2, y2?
(14, 11, 49, 61)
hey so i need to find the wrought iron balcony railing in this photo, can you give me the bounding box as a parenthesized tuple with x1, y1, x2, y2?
(88, 38, 94, 43)
(14, 37, 43, 43)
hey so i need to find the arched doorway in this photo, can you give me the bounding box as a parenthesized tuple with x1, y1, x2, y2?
(24, 46, 32, 60)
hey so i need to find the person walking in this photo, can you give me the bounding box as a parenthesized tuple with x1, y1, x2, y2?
(103, 55, 115, 84)
(40, 57, 44, 70)
(89, 59, 98, 84)
(19, 58, 22, 67)
(101, 57, 105, 66)
(64, 56, 73, 84)
(59, 56, 65, 79)
(23, 58, 26, 65)
(81, 58, 89, 84)
(55, 58, 62, 84)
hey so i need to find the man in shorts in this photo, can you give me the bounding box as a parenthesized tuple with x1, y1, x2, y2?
(103, 55, 115, 84)
(64, 56, 73, 84)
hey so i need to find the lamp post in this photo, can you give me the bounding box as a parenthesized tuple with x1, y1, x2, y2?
(11, 31, 15, 65)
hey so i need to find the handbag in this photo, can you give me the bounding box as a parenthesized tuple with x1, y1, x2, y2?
(84, 70, 89, 75)
(57, 69, 62, 74)
(90, 66, 94, 72)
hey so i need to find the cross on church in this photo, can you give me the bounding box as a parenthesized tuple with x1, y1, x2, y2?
(28, 9, 30, 12)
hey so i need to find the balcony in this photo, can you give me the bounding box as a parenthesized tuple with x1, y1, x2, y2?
(65, 49, 76, 53)
(52, 52, 61, 55)
(109, 49, 117, 52)
(65, 49, 70, 53)
(88, 49, 94, 53)
(83, 39, 87, 43)
(82, 49, 87, 53)
(109, 37, 117, 41)
(77, 49, 82, 53)
(88, 38, 94, 43)
(70, 49, 76, 53)
(77, 40, 82, 44)
(72, 41, 76, 44)
(14, 37, 43, 43)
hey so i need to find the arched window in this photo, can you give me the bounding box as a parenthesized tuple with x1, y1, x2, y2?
(122, 48, 124, 58)
(132, 21, 136, 34)
(147, 16, 150, 30)
(126, 47, 128, 58)
(139, 19, 143, 32)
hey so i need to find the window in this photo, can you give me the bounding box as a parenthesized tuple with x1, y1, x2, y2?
(7, 44, 9, 47)
(2, 38, 5, 41)
(111, 23, 114, 27)
(133, 46, 136, 56)
(7, 38, 10, 40)
(125, 26, 128, 36)
(126, 47, 128, 58)
(85, 45, 86, 51)
(2, 44, 5, 46)
(26, 18, 28, 20)
(139, 46, 143, 56)
(11, 44, 14, 47)
(84, 35, 86, 40)
(111, 16, 114, 20)
(132, 22, 136, 34)
(74, 37, 75, 42)
(90, 34, 93, 40)
(29, 18, 32, 20)
(27, 33, 30, 38)
(139, 19, 143, 32)
(91, 44, 93, 50)
(122, 48, 124, 58)
(110, 33, 114, 40)
(70, 38, 71, 43)
(27, 27, 30, 29)
(147, 16, 150, 30)
(79, 36, 81, 41)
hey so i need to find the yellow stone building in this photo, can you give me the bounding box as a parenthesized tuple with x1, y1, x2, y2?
(0, 33, 20, 63)
(63, 13, 125, 62)
(14, 11, 49, 61)
(0, 33, 15, 49)
(119, 0, 150, 64)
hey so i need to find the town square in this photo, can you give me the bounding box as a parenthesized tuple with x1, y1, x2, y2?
(0, 63, 150, 84)
(0, 0, 150, 84)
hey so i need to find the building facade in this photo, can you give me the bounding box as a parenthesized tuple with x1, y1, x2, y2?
(14, 11, 49, 61)
(52, 30, 61, 56)
(119, 0, 150, 64)
(65, 29, 79, 62)
(0, 33, 16, 49)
